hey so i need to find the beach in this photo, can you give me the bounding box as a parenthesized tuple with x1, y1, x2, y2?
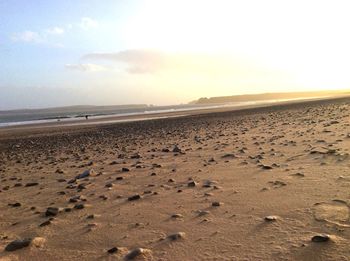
(1, 96, 350, 260)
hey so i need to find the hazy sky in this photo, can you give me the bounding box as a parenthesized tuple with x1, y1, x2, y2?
(1, 0, 350, 109)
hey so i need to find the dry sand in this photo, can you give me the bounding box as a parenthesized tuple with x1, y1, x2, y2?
(1, 97, 350, 260)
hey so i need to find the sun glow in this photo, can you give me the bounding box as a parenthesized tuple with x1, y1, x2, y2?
(121, 0, 350, 93)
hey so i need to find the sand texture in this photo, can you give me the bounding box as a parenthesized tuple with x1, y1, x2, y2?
(1, 97, 350, 260)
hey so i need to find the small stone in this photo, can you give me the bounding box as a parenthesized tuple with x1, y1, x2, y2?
(105, 182, 114, 188)
(39, 220, 51, 227)
(45, 207, 59, 217)
(99, 195, 108, 200)
(122, 167, 130, 172)
(9, 202, 21, 207)
(31, 237, 45, 248)
(25, 182, 39, 187)
(264, 215, 278, 222)
(128, 194, 141, 201)
(4, 237, 44, 251)
(69, 195, 80, 203)
(125, 248, 152, 260)
(212, 201, 222, 207)
(5, 238, 31, 251)
(188, 181, 197, 187)
(172, 145, 182, 153)
(221, 153, 236, 159)
(67, 179, 76, 184)
(262, 165, 273, 170)
(312, 234, 330, 243)
(198, 210, 210, 216)
(171, 213, 183, 219)
(76, 169, 94, 179)
(77, 183, 87, 190)
(87, 214, 96, 219)
(130, 153, 141, 159)
(107, 247, 119, 254)
(167, 232, 186, 241)
(74, 203, 85, 209)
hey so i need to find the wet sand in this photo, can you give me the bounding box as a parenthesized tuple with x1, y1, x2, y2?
(1, 96, 350, 260)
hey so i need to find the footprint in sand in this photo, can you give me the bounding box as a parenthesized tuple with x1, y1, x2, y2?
(312, 200, 350, 226)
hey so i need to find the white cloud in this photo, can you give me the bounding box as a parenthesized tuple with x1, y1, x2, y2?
(79, 17, 98, 30)
(45, 27, 65, 35)
(11, 31, 42, 43)
(65, 63, 107, 72)
(11, 27, 64, 46)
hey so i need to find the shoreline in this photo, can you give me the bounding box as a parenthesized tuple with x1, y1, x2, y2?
(1, 94, 349, 139)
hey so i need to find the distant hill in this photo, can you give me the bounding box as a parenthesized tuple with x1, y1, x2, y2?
(190, 90, 350, 104)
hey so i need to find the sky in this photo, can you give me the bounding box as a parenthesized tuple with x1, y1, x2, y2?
(1, 0, 350, 109)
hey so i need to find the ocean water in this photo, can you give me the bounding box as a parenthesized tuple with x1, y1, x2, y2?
(0, 97, 325, 128)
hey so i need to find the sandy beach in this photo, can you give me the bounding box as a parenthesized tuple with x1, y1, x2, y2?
(1, 96, 350, 260)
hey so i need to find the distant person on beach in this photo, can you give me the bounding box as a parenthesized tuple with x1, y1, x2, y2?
(85, 115, 89, 120)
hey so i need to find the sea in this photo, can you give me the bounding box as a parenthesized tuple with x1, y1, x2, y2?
(0, 97, 325, 128)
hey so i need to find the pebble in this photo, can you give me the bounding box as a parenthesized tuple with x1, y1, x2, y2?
(167, 232, 186, 241)
(198, 210, 210, 216)
(312, 234, 330, 243)
(39, 220, 51, 227)
(74, 203, 85, 209)
(212, 202, 222, 207)
(171, 213, 184, 219)
(76, 169, 94, 179)
(107, 246, 119, 254)
(5, 237, 45, 251)
(45, 207, 59, 217)
(188, 181, 197, 187)
(8, 202, 21, 207)
(25, 182, 39, 187)
(128, 194, 141, 201)
(5, 238, 31, 251)
(99, 195, 108, 200)
(125, 248, 152, 260)
(69, 195, 81, 203)
(105, 182, 114, 188)
(264, 215, 278, 222)
(261, 165, 273, 170)
(173, 145, 182, 153)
